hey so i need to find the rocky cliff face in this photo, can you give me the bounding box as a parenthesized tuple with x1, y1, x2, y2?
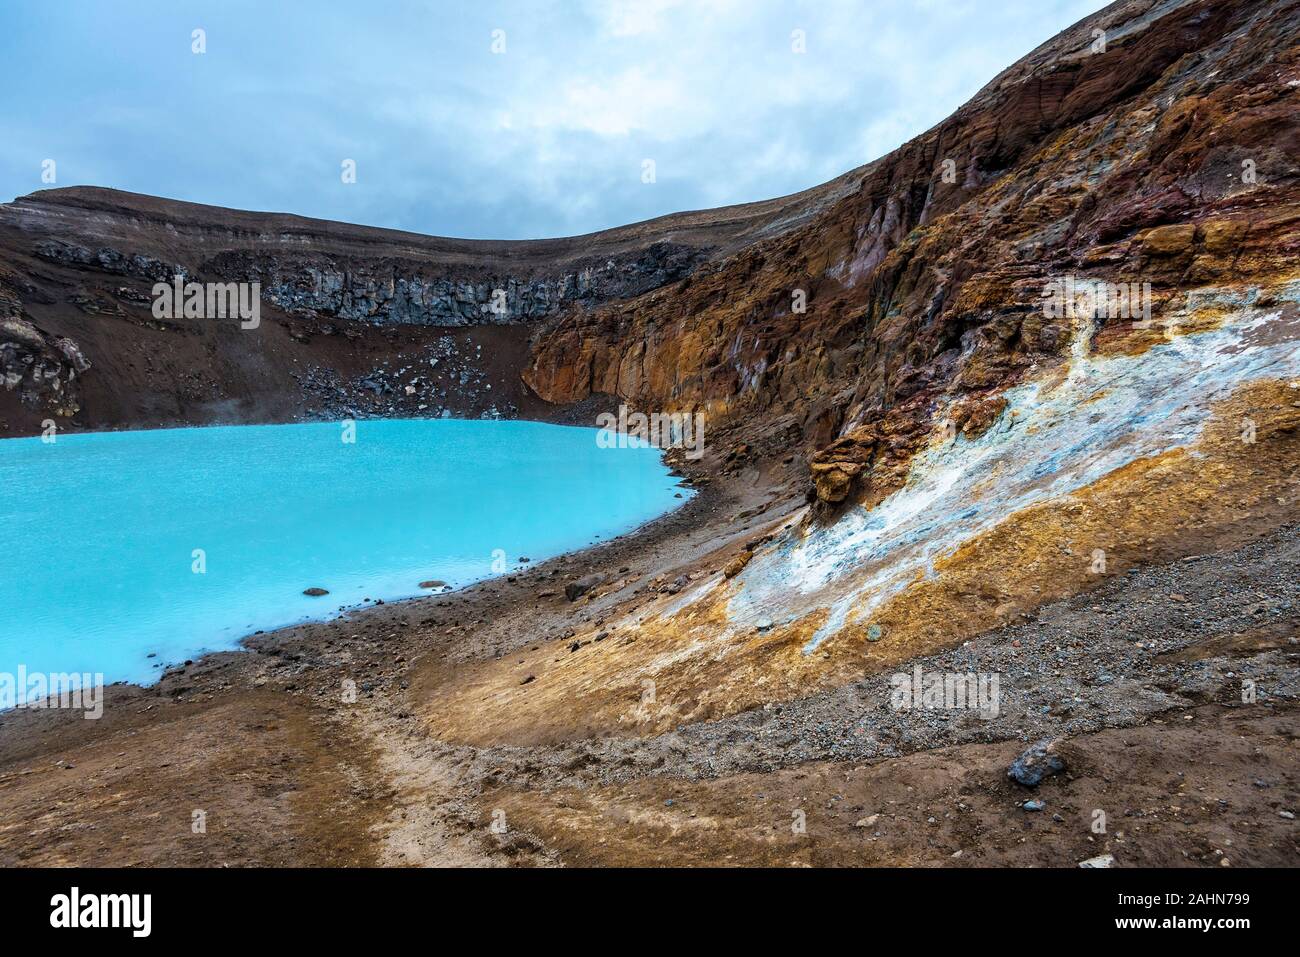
(524, 0, 1300, 507)
(0, 286, 90, 420)
(204, 240, 707, 326)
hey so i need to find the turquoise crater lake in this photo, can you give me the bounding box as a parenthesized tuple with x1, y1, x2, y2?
(0, 418, 689, 693)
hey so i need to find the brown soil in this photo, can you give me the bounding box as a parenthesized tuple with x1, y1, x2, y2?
(0, 690, 381, 867)
(488, 703, 1299, 868)
(0, 290, 553, 437)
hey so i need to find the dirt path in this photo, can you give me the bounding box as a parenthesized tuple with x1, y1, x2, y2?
(345, 705, 535, 867)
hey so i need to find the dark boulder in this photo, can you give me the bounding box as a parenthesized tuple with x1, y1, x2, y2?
(565, 574, 605, 602)
(1008, 739, 1066, 787)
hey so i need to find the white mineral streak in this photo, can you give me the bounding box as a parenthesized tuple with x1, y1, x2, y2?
(718, 283, 1300, 652)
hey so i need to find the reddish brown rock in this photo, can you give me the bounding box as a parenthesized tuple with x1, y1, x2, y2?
(523, 0, 1300, 507)
(723, 551, 753, 579)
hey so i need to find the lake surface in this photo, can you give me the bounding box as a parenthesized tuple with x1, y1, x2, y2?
(0, 418, 688, 696)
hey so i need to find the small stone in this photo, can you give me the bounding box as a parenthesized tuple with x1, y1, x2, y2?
(303, 587, 329, 597)
(1022, 799, 1046, 812)
(724, 551, 753, 578)
(419, 580, 448, 589)
(1078, 854, 1115, 868)
(1279, 810, 1295, 820)
(854, 814, 879, 828)
(519, 674, 535, 685)
(755, 618, 774, 632)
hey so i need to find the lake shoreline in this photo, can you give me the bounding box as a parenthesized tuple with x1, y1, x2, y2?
(0, 415, 696, 695)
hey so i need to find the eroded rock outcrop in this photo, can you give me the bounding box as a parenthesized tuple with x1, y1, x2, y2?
(34, 239, 186, 283)
(203, 241, 706, 325)
(0, 286, 89, 417)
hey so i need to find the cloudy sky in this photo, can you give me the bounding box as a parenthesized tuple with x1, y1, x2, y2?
(0, 0, 1105, 239)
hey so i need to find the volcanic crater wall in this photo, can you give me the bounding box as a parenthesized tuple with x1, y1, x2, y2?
(523, 0, 1300, 506)
(0, 153, 860, 434)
